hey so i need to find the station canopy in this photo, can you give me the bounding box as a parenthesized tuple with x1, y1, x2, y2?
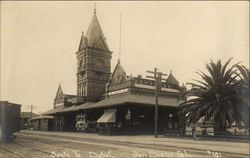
(43, 105, 67, 115)
(60, 102, 94, 113)
(80, 94, 181, 110)
(43, 94, 181, 115)
(30, 115, 53, 120)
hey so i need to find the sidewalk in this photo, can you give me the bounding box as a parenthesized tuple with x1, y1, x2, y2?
(20, 130, 249, 156)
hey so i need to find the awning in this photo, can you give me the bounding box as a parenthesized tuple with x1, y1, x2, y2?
(97, 109, 117, 123)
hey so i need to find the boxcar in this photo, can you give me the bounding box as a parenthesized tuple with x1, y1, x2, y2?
(0, 101, 22, 142)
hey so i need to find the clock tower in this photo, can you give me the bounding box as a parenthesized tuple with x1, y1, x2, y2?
(76, 10, 112, 100)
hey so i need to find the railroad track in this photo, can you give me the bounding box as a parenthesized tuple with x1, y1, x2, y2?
(0, 141, 51, 158)
(14, 142, 51, 155)
(0, 145, 25, 158)
(18, 133, 249, 158)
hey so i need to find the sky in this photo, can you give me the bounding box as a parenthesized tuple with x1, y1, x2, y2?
(1, 1, 249, 114)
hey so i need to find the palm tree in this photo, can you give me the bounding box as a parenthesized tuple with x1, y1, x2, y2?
(234, 65, 249, 94)
(234, 65, 250, 129)
(178, 58, 247, 134)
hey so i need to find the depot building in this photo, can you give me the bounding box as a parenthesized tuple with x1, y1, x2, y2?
(36, 9, 186, 135)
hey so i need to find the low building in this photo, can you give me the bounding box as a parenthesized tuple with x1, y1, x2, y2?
(43, 61, 186, 135)
(30, 115, 54, 131)
(43, 84, 85, 131)
(42, 8, 186, 135)
(20, 112, 39, 129)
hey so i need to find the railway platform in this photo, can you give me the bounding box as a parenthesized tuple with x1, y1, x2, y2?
(0, 130, 249, 158)
(21, 130, 249, 155)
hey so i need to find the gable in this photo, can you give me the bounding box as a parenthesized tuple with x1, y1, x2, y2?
(78, 34, 87, 51)
(110, 61, 127, 84)
(55, 85, 64, 101)
(165, 73, 179, 86)
(93, 36, 108, 50)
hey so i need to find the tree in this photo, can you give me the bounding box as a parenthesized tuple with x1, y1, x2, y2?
(178, 58, 248, 134)
(234, 65, 249, 95)
(234, 65, 250, 129)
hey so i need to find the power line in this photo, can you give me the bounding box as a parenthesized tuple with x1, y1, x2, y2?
(26, 105, 37, 118)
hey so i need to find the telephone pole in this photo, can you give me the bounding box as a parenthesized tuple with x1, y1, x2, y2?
(27, 105, 37, 118)
(146, 68, 167, 138)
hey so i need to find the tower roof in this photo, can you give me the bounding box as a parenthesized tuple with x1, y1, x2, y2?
(84, 14, 110, 51)
(78, 32, 87, 50)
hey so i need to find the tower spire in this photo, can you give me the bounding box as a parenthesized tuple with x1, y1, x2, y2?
(94, 2, 96, 15)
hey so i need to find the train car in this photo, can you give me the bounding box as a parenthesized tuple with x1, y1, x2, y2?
(0, 101, 22, 142)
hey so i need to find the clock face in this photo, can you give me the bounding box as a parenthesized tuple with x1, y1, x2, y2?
(96, 58, 104, 71)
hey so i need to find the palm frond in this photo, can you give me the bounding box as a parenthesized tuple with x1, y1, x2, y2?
(177, 58, 249, 131)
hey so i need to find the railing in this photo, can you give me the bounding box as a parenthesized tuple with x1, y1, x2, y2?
(108, 80, 134, 91)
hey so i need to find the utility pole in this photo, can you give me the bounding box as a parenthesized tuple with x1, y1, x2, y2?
(146, 68, 167, 138)
(26, 105, 37, 118)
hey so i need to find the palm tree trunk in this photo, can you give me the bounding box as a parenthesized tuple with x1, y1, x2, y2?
(214, 121, 227, 136)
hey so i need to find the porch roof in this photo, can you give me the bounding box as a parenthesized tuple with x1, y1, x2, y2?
(80, 94, 181, 110)
(42, 105, 67, 115)
(60, 102, 94, 113)
(30, 115, 53, 120)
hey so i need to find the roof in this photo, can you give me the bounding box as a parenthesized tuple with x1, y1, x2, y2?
(42, 102, 94, 114)
(30, 115, 53, 120)
(165, 72, 179, 85)
(42, 105, 68, 115)
(84, 14, 109, 50)
(56, 84, 63, 97)
(55, 84, 80, 100)
(0, 101, 22, 107)
(21, 112, 39, 118)
(80, 94, 181, 110)
(110, 60, 127, 84)
(43, 93, 181, 114)
(60, 102, 94, 113)
(79, 32, 87, 50)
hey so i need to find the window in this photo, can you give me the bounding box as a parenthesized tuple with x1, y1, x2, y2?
(126, 109, 131, 120)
